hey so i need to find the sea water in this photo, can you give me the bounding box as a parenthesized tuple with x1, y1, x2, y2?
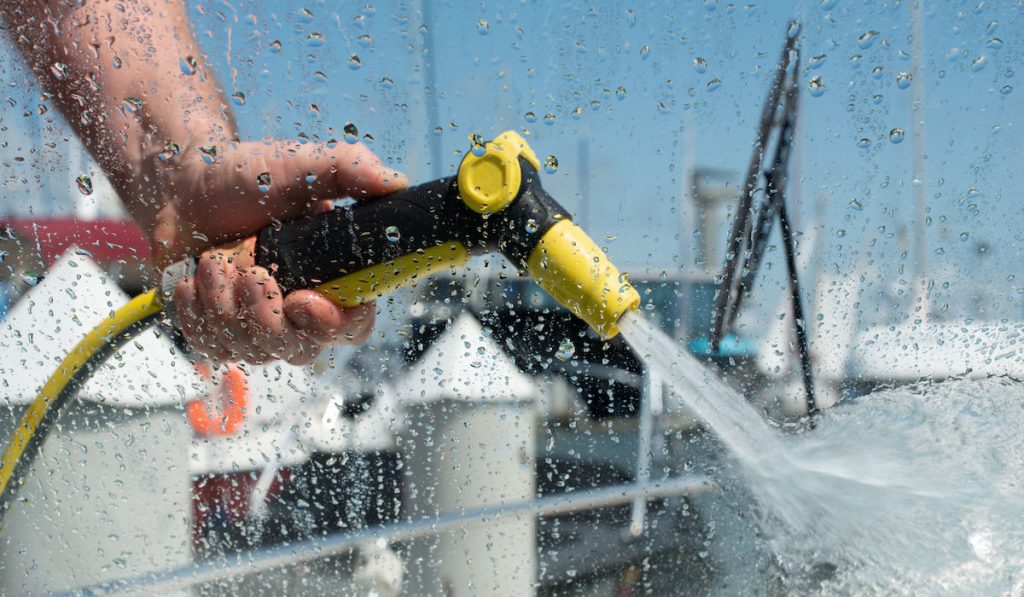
(619, 311, 1024, 594)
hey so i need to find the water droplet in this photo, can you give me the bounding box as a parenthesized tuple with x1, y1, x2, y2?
(693, 57, 708, 73)
(477, 19, 489, 35)
(971, 55, 987, 72)
(858, 31, 879, 50)
(75, 174, 93, 195)
(544, 155, 558, 174)
(380, 76, 394, 89)
(230, 91, 246, 105)
(848, 198, 863, 211)
(871, 65, 885, 79)
(270, 40, 283, 53)
(640, 45, 650, 60)
(524, 111, 537, 123)
(590, 100, 602, 111)
(326, 138, 338, 149)
(787, 21, 800, 39)
(986, 38, 1004, 50)
(872, 94, 884, 105)
(384, 225, 401, 243)
(37, 103, 47, 115)
(959, 232, 970, 242)
(309, 104, 320, 116)
(835, 228, 847, 238)
(657, 101, 671, 114)
(199, 145, 217, 164)
(896, 72, 912, 89)
(807, 76, 826, 97)
(555, 339, 575, 361)
(543, 113, 555, 126)
(809, 54, 827, 69)
(706, 77, 721, 92)
(469, 134, 486, 157)
(358, 34, 373, 47)
(1000, 85, 1013, 95)
(525, 218, 539, 233)
(158, 142, 179, 161)
(348, 55, 362, 70)
(571, 106, 583, 119)
(615, 86, 627, 100)
(305, 171, 317, 184)
(343, 123, 359, 144)
(112, 55, 122, 69)
(846, 103, 856, 112)
(820, 0, 838, 9)
(122, 97, 143, 112)
(849, 54, 863, 68)
(256, 172, 272, 193)
(704, 0, 717, 12)
(20, 271, 42, 286)
(888, 128, 905, 144)
(856, 138, 871, 149)
(299, 7, 314, 22)
(50, 62, 68, 80)
(306, 32, 325, 47)
(986, 20, 999, 35)
(180, 55, 197, 75)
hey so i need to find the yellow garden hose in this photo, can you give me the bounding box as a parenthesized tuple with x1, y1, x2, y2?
(0, 290, 164, 514)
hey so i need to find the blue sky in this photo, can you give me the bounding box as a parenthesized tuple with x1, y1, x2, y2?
(1, 0, 1021, 328)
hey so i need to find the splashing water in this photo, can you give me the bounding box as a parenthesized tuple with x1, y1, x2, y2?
(618, 311, 1024, 594)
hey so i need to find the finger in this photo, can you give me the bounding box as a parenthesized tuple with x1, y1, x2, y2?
(283, 294, 376, 346)
(195, 252, 247, 359)
(174, 277, 230, 361)
(236, 266, 320, 365)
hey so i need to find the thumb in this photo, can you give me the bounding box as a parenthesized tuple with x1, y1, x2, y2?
(232, 139, 409, 221)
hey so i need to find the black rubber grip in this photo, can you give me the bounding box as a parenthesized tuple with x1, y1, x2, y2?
(254, 160, 570, 294)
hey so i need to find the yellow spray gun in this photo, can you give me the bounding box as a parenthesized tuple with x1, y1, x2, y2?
(0, 130, 640, 510)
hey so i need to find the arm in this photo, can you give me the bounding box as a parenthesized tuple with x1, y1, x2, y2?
(1, 0, 407, 364)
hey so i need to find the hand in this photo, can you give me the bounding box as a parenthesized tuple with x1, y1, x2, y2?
(159, 139, 407, 365)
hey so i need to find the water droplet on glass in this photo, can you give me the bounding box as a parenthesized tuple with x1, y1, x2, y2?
(343, 123, 359, 144)
(230, 91, 246, 105)
(640, 45, 650, 60)
(358, 34, 373, 47)
(615, 86, 627, 100)
(122, 97, 143, 112)
(657, 101, 670, 114)
(986, 20, 998, 35)
(159, 142, 179, 161)
(889, 128, 905, 144)
(469, 134, 486, 157)
(50, 62, 68, 80)
(1000, 85, 1013, 95)
(524, 111, 537, 123)
(809, 54, 827, 69)
(571, 106, 583, 119)
(543, 113, 555, 126)
(76, 174, 93, 195)
(856, 138, 871, 149)
(896, 72, 912, 89)
(256, 172, 272, 193)
(380, 76, 394, 89)
(555, 339, 575, 361)
(787, 21, 800, 39)
(180, 55, 197, 75)
(325, 138, 338, 149)
(590, 100, 602, 111)
(199, 145, 217, 164)
(309, 104, 320, 116)
(858, 31, 879, 50)
(836, 228, 847, 238)
(477, 19, 489, 35)
(871, 65, 885, 79)
(270, 40, 283, 53)
(348, 55, 362, 70)
(959, 232, 970, 242)
(986, 38, 1004, 50)
(872, 94, 884, 105)
(544, 155, 558, 174)
(849, 53, 862, 68)
(112, 55, 122, 69)
(384, 225, 401, 243)
(807, 76, 826, 97)
(20, 271, 42, 286)
(820, 0, 838, 9)
(307, 32, 325, 47)
(848, 198, 863, 211)
(693, 57, 708, 73)
(971, 55, 987, 72)
(299, 7, 314, 22)
(305, 171, 317, 184)
(525, 219, 539, 233)
(706, 77, 721, 92)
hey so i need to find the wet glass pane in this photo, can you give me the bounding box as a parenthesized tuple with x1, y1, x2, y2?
(1, 1, 1022, 594)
